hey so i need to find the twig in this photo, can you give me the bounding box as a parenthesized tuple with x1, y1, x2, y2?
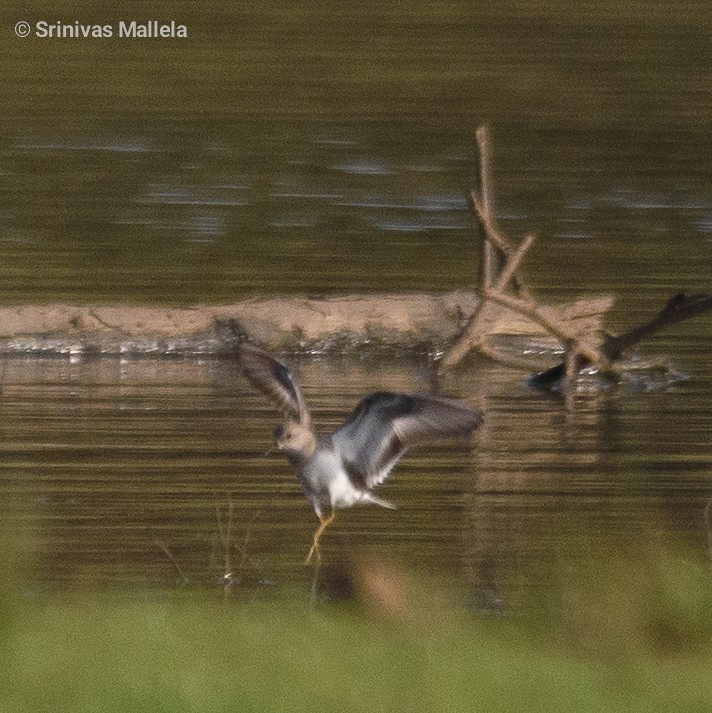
(441, 234, 534, 369)
(493, 234, 534, 292)
(482, 290, 570, 343)
(471, 191, 514, 257)
(475, 127, 491, 213)
(215, 498, 235, 579)
(483, 289, 606, 369)
(154, 539, 189, 586)
(215, 483, 286, 587)
(474, 128, 496, 292)
(440, 309, 486, 368)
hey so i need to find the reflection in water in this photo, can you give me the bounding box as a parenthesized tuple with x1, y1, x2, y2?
(0, 344, 710, 605)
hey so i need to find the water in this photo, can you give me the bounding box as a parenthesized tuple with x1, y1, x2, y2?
(0, 2, 710, 602)
(1, 342, 710, 603)
(0, 3, 710, 315)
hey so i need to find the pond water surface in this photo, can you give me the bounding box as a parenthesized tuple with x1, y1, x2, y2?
(2, 339, 710, 605)
(0, 2, 710, 603)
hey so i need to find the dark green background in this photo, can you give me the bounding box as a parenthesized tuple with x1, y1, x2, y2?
(0, 1, 709, 322)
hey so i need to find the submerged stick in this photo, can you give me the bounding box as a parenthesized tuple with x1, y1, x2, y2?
(530, 293, 712, 389)
(602, 293, 712, 362)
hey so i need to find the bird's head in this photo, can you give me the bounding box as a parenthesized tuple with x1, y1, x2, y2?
(272, 422, 317, 456)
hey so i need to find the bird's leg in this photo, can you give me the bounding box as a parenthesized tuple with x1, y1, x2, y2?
(305, 510, 336, 565)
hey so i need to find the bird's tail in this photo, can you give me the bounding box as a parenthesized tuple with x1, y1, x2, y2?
(364, 493, 397, 510)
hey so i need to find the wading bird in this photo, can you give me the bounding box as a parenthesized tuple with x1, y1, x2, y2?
(217, 320, 482, 563)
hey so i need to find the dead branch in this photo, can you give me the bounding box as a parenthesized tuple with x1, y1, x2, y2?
(492, 234, 535, 293)
(482, 289, 606, 368)
(441, 127, 611, 379)
(530, 292, 712, 388)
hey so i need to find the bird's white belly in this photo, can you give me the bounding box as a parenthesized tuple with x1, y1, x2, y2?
(307, 449, 364, 509)
(327, 468, 363, 509)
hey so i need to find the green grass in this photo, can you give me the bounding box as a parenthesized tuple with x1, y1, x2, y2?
(0, 599, 638, 713)
(3, 551, 712, 712)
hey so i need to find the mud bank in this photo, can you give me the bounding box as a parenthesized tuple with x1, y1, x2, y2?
(0, 292, 613, 357)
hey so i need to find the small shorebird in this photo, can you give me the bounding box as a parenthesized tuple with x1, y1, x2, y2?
(218, 320, 483, 563)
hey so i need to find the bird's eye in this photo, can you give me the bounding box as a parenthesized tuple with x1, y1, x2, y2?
(273, 426, 284, 441)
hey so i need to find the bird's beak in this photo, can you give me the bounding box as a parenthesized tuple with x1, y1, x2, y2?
(264, 445, 276, 457)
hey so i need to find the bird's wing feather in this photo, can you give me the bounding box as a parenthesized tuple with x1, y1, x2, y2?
(332, 392, 482, 489)
(236, 342, 310, 425)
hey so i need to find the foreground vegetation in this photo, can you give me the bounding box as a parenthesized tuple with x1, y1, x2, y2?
(2, 550, 712, 713)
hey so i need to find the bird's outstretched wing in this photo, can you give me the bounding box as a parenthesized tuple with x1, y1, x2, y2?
(332, 391, 482, 489)
(215, 319, 310, 425)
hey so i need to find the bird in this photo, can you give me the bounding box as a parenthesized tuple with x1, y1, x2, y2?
(216, 319, 483, 563)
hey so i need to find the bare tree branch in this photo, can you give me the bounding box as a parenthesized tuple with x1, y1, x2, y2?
(441, 126, 610, 378)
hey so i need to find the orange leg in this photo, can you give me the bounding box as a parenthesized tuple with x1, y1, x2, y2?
(305, 510, 336, 564)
